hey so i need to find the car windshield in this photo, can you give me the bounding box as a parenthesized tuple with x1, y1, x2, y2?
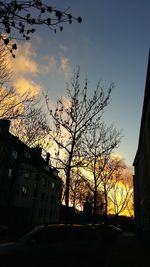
(17, 228, 42, 243)
(17, 224, 98, 244)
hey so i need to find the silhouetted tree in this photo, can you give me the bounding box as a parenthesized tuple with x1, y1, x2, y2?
(69, 168, 90, 210)
(0, 42, 11, 85)
(100, 157, 124, 219)
(80, 124, 121, 217)
(45, 68, 113, 219)
(0, 41, 47, 130)
(10, 106, 49, 148)
(108, 164, 133, 219)
(0, 0, 82, 56)
(126, 191, 134, 217)
(0, 85, 40, 120)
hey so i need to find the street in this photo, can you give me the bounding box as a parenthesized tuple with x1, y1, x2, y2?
(104, 231, 150, 267)
(0, 228, 150, 267)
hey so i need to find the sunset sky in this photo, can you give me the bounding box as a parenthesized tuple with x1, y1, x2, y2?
(10, 0, 150, 167)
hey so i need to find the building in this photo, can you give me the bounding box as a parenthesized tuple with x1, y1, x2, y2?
(0, 119, 63, 228)
(133, 52, 150, 232)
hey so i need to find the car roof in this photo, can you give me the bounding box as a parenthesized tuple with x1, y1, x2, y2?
(35, 223, 95, 229)
(17, 223, 98, 243)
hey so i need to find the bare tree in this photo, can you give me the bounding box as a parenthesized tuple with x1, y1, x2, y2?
(0, 41, 41, 121)
(0, 0, 82, 56)
(69, 168, 90, 210)
(0, 41, 49, 151)
(0, 31, 50, 158)
(0, 42, 11, 86)
(126, 190, 134, 218)
(45, 68, 113, 218)
(10, 106, 49, 148)
(100, 157, 125, 220)
(0, 86, 41, 120)
(108, 164, 133, 220)
(80, 124, 122, 217)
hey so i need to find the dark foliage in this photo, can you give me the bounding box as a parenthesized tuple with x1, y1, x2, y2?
(0, 0, 82, 56)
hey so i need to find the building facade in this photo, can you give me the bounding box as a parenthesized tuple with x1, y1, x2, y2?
(133, 52, 150, 232)
(0, 119, 63, 228)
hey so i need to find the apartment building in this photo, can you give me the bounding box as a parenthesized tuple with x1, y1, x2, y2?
(133, 52, 150, 232)
(0, 119, 63, 228)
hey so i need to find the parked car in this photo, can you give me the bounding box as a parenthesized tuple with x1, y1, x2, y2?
(0, 224, 105, 267)
(94, 223, 123, 241)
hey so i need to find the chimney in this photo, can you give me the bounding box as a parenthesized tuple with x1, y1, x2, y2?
(0, 119, 10, 134)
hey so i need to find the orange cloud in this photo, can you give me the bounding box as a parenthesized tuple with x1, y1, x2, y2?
(14, 77, 41, 96)
(8, 42, 42, 97)
(12, 42, 39, 76)
(6, 41, 72, 99)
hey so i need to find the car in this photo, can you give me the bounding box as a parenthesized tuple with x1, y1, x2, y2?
(0, 224, 105, 266)
(94, 223, 123, 241)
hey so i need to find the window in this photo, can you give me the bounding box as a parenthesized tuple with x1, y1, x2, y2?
(24, 170, 30, 179)
(52, 182, 55, 189)
(24, 151, 31, 159)
(22, 186, 28, 196)
(44, 165, 49, 171)
(12, 150, 18, 159)
(53, 170, 58, 176)
(8, 169, 12, 177)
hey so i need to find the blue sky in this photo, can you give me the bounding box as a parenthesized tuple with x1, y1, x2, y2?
(13, 0, 150, 167)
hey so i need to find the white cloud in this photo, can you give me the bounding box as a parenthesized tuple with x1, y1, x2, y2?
(59, 56, 70, 79)
(59, 44, 68, 52)
(8, 42, 71, 97)
(42, 56, 57, 74)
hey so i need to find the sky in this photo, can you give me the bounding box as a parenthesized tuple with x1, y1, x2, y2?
(11, 0, 150, 167)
